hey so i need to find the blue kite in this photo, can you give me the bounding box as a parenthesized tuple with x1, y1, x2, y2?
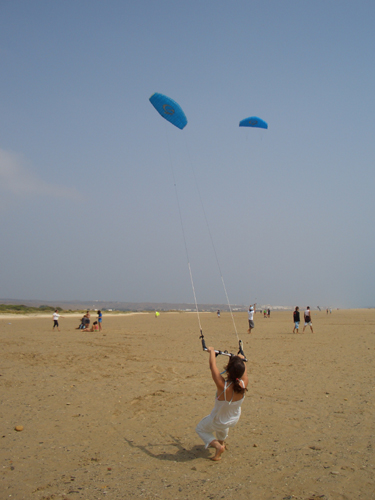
(239, 117, 268, 129)
(149, 93, 188, 130)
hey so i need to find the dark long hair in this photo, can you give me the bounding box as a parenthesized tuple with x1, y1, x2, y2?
(224, 355, 248, 394)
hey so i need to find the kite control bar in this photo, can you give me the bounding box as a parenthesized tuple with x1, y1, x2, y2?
(199, 330, 247, 362)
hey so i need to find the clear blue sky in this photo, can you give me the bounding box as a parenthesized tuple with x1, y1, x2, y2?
(0, 1, 374, 308)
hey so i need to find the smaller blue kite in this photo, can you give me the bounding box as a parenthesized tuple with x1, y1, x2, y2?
(149, 93, 188, 130)
(239, 117, 268, 129)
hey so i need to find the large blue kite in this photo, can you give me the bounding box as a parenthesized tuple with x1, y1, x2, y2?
(149, 93, 188, 130)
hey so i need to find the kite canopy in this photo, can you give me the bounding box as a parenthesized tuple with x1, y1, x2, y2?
(239, 117, 268, 129)
(149, 93, 188, 130)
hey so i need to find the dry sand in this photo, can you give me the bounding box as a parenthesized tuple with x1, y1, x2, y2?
(0, 309, 374, 499)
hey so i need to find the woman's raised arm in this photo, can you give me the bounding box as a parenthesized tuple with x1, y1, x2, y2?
(207, 347, 225, 392)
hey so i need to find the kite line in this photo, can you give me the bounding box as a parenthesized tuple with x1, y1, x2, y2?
(150, 92, 249, 361)
(182, 137, 246, 359)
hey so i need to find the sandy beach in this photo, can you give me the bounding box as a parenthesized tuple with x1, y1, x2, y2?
(1, 309, 374, 499)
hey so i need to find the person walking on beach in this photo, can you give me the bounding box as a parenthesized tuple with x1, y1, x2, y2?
(248, 303, 256, 333)
(52, 310, 63, 332)
(97, 310, 102, 331)
(293, 306, 300, 333)
(196, 347, 248, 461)
(303, 306, 314, 333)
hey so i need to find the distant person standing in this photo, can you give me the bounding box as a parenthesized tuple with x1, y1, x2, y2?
(303, 306, 314, 333)
(217, 309, 220, 318)
(247, 304, 256, 334)
(97, 310, 102, 331)
(52, 310, 63, 332)
(267, 308, 271, 318)
(293, 306, 300, 333)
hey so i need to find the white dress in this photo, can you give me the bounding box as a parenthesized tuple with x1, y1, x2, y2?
(196, 380, 245, 448)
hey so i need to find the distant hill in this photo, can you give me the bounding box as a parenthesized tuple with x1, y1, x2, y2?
(0, 298, 248, 312)
(0, 298, 297, 312)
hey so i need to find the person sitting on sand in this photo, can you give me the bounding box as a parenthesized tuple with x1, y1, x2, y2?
(76, 314, 86, 330)
(196, 347, 248, 461)
(82, 321, 99, 332)
(91, 321, 99, 332)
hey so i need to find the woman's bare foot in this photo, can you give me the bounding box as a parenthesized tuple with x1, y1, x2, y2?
(212, 444, 225, 461)
(209, 440, 225, 461)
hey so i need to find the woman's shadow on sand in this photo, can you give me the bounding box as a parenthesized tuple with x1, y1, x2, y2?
(124, 436, 211, 462)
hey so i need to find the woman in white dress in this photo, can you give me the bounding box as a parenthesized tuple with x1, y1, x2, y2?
(196, 348, 248, 461)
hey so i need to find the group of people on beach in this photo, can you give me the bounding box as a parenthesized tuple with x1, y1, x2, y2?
(247, 304, 314, 334)
(76, 310, 103, 332)
(52, 309, 103, 332)
(292, 306, 313, 333)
